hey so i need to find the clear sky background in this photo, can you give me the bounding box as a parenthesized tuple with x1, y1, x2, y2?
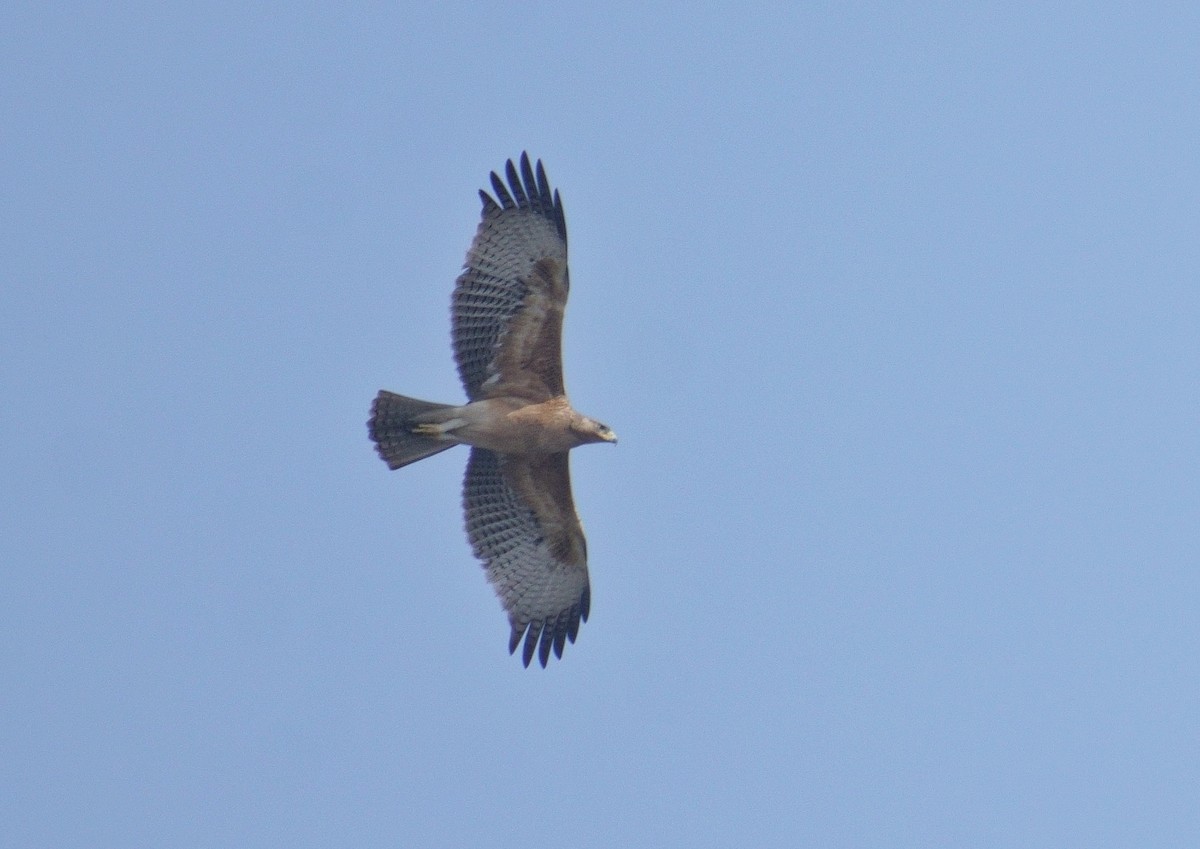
(4, 3, 1198, 847)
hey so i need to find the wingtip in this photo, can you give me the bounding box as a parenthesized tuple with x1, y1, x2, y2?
(505, 158, 527, 205)
(476, 154, 566, 243)
(523, 626, 538, 667)
(509, 620, 563, 668)
(479, 189, 500, 214)
(490, 170, 515, 208)
(510, 622, 537, 667)
(519, 154, 539, 209)
(534, 158, 551, 201)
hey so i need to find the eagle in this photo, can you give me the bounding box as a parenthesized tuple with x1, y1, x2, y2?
(368, 153, 616, 667)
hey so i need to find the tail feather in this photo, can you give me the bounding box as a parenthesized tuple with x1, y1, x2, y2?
(368, 390, 457, 470)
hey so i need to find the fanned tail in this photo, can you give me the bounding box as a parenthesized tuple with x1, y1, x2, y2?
(368, 391, 456, 470)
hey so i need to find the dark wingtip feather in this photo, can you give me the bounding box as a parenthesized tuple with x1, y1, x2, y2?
(519, 154, 540, 213)
(505, 159, 527, 205)
(552, 189, 567, 246)
(507, 586, 591, 667)
(477, 155, 567, 245)
(479, 189, 500, 215)
(490, 170, 515, 208)
(522, 624, 539, 667)
(535, 159, 551, 203)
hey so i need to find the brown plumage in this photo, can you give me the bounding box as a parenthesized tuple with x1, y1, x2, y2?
(368, 154, 616, 667)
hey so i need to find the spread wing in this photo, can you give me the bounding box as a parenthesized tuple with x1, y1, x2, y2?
(463, 448, 590, 667)
(452, 153, 570, 403)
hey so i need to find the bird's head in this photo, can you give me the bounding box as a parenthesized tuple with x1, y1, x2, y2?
(572, 415, 618, 445)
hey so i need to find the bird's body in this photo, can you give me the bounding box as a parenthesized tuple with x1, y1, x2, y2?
(368, 154, 615, 667)
(412, 395, 604, 455)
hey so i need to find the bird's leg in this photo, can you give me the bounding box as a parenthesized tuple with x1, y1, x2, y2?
(411, 418, 465, 439)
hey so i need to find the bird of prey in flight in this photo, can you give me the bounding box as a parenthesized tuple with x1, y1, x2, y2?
(368, 153, 616, 667)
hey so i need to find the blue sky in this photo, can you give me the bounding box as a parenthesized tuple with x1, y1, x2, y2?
(4, 3, 1198, 846)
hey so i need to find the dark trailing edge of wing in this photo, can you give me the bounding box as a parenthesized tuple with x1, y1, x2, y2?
(508, 585, 591, 668)
(479, 152, 568, 248)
